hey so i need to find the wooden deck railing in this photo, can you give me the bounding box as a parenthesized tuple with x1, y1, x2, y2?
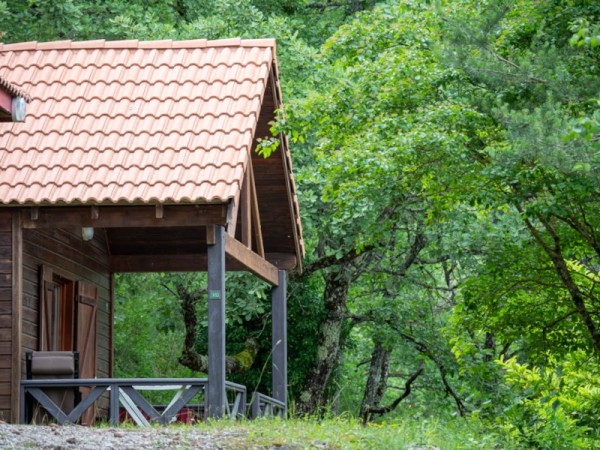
(20, 378, 260, 425)
(249, 392, 285, 418)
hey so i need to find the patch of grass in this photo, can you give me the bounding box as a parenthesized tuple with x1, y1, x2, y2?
(186, 415, 512, 449)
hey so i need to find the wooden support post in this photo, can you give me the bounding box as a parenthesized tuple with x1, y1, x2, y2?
(271, 270, 287, 414)
(11, 212, 23, 423)
(207, 225, 226, 418)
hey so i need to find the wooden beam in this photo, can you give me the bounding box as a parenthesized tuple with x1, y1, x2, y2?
(241, 170, 251, 249)
(11, 211, 22, 423)
(266, 253, 297, 270)
(154, 204, 163, 219)
(206, 225, 216, 246)
(226, 194, 240, 237)
(269, 65, 303, 273)
(111, 254, 207, 272)
(224, 234, 279, 286)
(21, 205, 228, 229)
(248, 159, 265, 257)
(110, 252, 296, 273)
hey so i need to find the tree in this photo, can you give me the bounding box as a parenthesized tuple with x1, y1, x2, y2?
(282, 0, 491, 415)
(441, 0, 600, 355)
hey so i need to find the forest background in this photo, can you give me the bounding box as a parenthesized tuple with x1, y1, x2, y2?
(1, 1, 599, 448)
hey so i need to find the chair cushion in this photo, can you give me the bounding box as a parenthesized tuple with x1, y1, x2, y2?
(30, 351, 75, 376)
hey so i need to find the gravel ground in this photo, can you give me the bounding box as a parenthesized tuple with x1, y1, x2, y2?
(0, 423, 251, 449)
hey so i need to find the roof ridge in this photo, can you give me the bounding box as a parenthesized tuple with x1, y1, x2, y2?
(0, 38, 276, 52)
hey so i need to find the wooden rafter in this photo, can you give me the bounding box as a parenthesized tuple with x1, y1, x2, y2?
(248, 159, 265, 257)
(226, 189, 241, 237)
(241, 167, 252, 248)
(233, 158, 264, 256)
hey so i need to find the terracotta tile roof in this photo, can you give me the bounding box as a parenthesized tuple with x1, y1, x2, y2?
(0, 38, 278, 205)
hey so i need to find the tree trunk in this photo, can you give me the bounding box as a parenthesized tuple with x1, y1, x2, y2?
(176, 281, 259, 373)
(296, 268, 350, 415)
(361, 361, 425, 424)
(359, 340, 390, 423)
(522, 213, 600, 355)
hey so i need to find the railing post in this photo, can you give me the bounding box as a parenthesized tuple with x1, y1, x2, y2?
(251, 392, 261, 419)
(19, 384, 25, 424)
(271, 270, 288, 415)
(109, 382, 119, 426)
(207, 225, 226, 418)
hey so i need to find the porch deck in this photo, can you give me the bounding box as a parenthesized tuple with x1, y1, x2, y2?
(21, 378, 284, 426)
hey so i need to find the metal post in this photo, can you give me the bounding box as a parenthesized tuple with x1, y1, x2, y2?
(19, 384, 25, 424)
(207, 225, 226, 418)
(271, 270, 287, 414)
(109, 382, 119, 426)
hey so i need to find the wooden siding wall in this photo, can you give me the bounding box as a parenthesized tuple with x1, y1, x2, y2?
(22, 228, 111, 371)
(0, 211, 13, 421)
(20, 226, 112, 420)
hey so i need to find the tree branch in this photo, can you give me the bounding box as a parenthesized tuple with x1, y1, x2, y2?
(361, 361, 424, 424)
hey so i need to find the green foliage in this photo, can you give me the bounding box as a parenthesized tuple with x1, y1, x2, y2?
(113, 273, 195, 379)
(496, 352, 600, 449)
(6, 0, 600, 435)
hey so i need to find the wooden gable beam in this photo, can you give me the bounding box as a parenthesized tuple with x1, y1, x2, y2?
(231, 158, 264, 257)
(248, 158, 265, 257)
(224, 233, 279, 286)
(226, 188, 241, 237)
(240, 168, 252, 248)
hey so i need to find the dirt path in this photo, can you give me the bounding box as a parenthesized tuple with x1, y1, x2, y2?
(0, 423, 250, 449)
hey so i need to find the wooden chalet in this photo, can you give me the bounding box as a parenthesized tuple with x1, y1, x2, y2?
(0, 38, 303, 423)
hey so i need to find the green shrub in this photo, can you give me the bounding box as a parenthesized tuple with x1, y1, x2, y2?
(497, 351, 600, 449)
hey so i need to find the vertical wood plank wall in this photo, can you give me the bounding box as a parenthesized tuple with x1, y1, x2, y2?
(18, 227, 111, 419)
(22, 228, 111, 371)
(0, 212, 13, 421)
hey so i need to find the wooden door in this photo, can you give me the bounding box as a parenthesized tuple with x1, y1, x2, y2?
(39, 266, 57, 351)
(76, 281, 97, 425)
(39, 266, 75, 351)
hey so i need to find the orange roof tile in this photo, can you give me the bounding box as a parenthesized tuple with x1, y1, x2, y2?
(0, 38, 277, 205)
